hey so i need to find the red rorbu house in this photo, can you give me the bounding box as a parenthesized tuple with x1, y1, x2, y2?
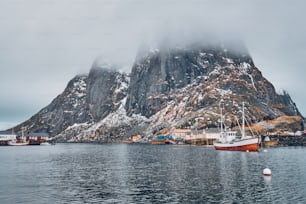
(19, 132, 50, 145)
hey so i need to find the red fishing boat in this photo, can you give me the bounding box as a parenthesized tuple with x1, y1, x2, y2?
(214, 101, 259, 152)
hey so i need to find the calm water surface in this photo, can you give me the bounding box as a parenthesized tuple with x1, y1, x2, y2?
(0, 144, 306, 203)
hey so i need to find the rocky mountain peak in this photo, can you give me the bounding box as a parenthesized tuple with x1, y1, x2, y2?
(125, 44, 256, 118)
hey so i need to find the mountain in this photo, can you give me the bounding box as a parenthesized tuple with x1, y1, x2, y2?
(125, 44, 302, 135)
(12, 43, 304, 141)
(13, 62, 129, 138)
(13, 74, 90, 135)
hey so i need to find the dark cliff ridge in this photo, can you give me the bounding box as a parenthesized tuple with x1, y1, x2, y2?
(125, 45, 300, 120)
(12, 43, 304, 140)
(86, 64, 129, 122)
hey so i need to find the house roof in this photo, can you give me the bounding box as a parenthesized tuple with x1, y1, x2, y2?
(17, 132, 49, 137)
(172, 129, 192, 133)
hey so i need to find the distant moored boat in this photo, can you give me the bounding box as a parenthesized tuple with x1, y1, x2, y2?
(7, 127, 29, 146)
(7, 140, 29, 146)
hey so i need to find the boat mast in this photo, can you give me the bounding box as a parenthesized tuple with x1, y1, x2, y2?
(242, 102, 245, 139)
(21, 126, 25, 139)
(220, 99, 224, 135)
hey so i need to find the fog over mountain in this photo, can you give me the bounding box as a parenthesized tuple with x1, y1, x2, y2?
(0, 0, 306, 130)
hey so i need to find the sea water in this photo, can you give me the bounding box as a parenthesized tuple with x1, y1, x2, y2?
(0, 144, 305, 203)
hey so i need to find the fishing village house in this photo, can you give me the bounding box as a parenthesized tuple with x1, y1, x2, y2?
(21, 132, 50, 145)
(171, 128, 220, 145)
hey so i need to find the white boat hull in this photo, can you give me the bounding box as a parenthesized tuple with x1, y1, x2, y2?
(7, 141, 29, 146)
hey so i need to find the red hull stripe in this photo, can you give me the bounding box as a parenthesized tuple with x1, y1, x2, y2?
(214, 143, 259, 152)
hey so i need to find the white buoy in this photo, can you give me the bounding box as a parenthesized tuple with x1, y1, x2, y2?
(246, 150, 249, 152)
(263, 168, 272, 176)
(263, 149, 268, 153)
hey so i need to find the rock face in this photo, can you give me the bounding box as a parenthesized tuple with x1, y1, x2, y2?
(12, 43, 304, 141)
(86, 65, 129, 122)
(126, 45, 301, 122)
(125, 45, 253, 117)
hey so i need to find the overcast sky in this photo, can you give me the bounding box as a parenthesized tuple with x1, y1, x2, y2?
(0, 0, 305, 130)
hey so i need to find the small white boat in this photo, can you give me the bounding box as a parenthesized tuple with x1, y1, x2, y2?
(7, 127, 29, 146)
(7, 140, 29, 146)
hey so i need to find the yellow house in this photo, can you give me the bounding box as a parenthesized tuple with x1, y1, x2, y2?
(171, 129, 191, 140)
(171, 129, 206, 140)
(131, 135, 141, 142)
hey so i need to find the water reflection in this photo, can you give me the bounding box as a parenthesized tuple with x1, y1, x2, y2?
(1, 144, 306, 203)
(263, 175, 272, 185)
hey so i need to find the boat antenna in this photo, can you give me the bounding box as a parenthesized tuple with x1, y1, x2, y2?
(245, 119, 255, 137)
(22, 126, 25, 138)
(242, 102, 245, 139)
(234, 115, 242, 134)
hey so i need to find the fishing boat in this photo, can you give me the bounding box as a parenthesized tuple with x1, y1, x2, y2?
(7, 127, 29, 146)
(151, 135, 172, 145)
(7, 140, 29, 146)
(214, 101, 259, 152)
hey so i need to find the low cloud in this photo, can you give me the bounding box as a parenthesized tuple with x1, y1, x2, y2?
(0, 0, 305, 126)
